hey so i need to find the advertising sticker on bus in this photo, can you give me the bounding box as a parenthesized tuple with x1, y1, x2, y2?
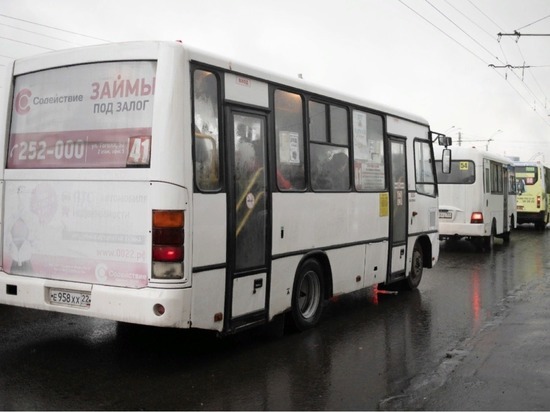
(3, 180, 150, 288)
(8, 61, 156, 169)
(4, 61, 157, 288)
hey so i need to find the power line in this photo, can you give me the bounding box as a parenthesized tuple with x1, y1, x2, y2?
(425, 0, 500, 62)
(442, 0, 496, 40)
(397, 0, 490, 66)
(399, 0, 550, 119)
(466, 0, 505, 31)
(516, 14, 550, 31)
(0, 35, 53, 50)
(0, 22, 86, 46)
(0, 13, 109, 42)
(507, 67, 548, 111)
(502, 35, 550, 112)
(508, 29, 550, 110)
(462, 1, 550, 115)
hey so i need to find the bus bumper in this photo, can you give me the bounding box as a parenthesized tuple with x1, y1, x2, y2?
(439, 222, 487, 238)
(517, 211, 546, 225)
(0, 272, 192, 328)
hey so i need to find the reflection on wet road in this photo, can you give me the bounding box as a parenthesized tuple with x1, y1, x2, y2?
(1, 227, 549, 410)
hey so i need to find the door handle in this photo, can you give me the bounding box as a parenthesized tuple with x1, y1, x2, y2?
(253, 278, 263, 294)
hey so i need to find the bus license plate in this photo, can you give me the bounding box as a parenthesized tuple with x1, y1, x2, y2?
(439, 211, 452, 219)
(49, 289, 91, 308)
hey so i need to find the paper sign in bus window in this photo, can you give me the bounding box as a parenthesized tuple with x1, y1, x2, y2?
(279, 131, 300, 164)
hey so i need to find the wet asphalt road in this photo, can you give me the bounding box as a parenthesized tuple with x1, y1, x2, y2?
(0, 225, 548, 410)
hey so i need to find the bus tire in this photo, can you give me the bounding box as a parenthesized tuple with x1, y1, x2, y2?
(405, 242, 423, 290)
(290, 259, 325, 331)
(483, 223, 495, 251)
(503, 216, 512, 244)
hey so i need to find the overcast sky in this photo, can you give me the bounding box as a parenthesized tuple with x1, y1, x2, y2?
(2, 0, 550, 161)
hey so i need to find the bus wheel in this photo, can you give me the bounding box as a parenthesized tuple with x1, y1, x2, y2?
(483, 224, 495, 251)
(290, 259, 325, 331)
(405, 242, 423, 290)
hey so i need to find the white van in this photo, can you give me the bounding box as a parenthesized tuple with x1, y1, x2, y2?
(436, 147, 516, 251)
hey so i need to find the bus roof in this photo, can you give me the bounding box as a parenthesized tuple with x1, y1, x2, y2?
(435, 145, 513, 165)
(11, 40, 430, 127)
(512, 161, 550, 168)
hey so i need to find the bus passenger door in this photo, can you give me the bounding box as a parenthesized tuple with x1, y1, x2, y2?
(388, 138, 408, 282)
(226, 109, 270, 332)
(503, 166, 509, 232)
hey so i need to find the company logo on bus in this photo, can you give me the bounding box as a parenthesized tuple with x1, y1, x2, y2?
(15, 89, 32, 115)
(95, 263, 108, 282)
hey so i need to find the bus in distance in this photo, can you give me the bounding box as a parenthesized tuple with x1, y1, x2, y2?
(514, 161, 550, 230)
(0, 41, 445, 334)
(436, 146, 516, 251)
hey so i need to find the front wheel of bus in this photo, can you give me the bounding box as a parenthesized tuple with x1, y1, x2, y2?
(290, 259, 325, 331)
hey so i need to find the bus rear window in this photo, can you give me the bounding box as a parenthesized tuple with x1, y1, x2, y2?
(515, 166, 538, 185)
(436, 160, 475, 184)
(8, 61, 156, 169)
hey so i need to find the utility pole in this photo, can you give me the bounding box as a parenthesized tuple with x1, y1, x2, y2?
(458, 131, 462, 147)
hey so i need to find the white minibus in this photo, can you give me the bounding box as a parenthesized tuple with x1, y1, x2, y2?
(436, 147, 516, 251)
(1, 41, 445, 334)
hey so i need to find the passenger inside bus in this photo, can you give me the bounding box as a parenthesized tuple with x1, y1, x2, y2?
(329, 152, 350, 190)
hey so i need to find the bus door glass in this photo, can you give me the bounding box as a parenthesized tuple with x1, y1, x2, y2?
(226, 109, 269, 325)
(389, 138, 407, 278)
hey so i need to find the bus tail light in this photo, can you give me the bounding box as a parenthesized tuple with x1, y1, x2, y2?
(471, 212, 484, 224)
(537, 195, 541, 208)
(152, 210, 185, 279)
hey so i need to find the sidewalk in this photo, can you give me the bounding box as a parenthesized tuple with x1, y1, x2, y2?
(380, 273, 550, 410)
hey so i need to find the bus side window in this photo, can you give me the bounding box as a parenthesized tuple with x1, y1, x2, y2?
(193, 69, 221, 191)
(309, 100, 350, 191)
(484, 159, 491, 193)
(353, 111, 385, 191)
(274, 90, 306, 190)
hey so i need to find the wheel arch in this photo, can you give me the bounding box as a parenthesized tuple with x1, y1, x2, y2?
(415, 235, 433, 269)
(296, 250, 333, 300)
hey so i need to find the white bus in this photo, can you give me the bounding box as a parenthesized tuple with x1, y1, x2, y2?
(514, 161, 550, 230)
(0, 41, 444, 334)
(436, 146, 516, 251)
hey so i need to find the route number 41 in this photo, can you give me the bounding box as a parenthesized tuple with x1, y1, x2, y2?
(127, 135, 152, 166)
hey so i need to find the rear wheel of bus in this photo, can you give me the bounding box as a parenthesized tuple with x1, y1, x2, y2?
(289, 259, 325, 331)
(502, 215, 514, 244)
(535, 219, 547, 231)
(482, 221, 496, 251)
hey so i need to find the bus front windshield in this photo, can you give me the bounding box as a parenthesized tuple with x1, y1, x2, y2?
(436, 160, 475, 184)
(8, 61, 157, 169)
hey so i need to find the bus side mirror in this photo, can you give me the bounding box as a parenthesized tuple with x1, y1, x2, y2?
(438, 136, 452, 147)
(442, 149, 451, 174)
